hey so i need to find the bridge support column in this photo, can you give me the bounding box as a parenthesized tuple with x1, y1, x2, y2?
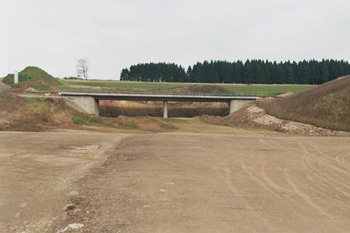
(163, 101, 168, 118)
(67, 96, 99, 115)
(229, 99, 252, 114)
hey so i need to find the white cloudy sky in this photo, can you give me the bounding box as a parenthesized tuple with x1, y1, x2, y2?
(1, 0, 349, 80)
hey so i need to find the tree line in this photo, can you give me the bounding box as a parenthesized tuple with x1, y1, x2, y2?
(120, 59, 350, 84)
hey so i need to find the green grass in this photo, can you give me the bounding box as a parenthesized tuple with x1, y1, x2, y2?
(159, 123, 178, 129)
(218, 84, 314, 97)
(59, 80, 190, 90)
(24, 98, 46, 112)
(73, 113, 105, 125)
(162, 118, 188, 124)
(60, 80, 315, 97)
(203, 121, 231, 127)
(24, 97, 44, 104)
(73, 118, 88, 125)
(119, 122, 138, 129)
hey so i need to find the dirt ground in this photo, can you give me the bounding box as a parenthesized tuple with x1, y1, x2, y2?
(0, 81, 10, 92)
(1, 121, 350, 232)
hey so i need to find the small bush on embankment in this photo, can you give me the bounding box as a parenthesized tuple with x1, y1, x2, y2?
(256, 76, 350, 132)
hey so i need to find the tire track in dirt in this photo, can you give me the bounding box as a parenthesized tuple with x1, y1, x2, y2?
(296, 140, 350, 196)
(266, 137, 350, 217)
(283, 170, 337, 218)
(212, 140, 278, 232)
(224, 166, 273, 232)
(52, 133, 350, 232)
(248, 137, 350, 228)
(261, 138, 350, 196)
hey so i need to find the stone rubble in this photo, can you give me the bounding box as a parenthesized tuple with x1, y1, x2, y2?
(246, 104, 350, 136)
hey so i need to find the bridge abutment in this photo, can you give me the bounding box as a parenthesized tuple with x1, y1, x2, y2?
(67, 96, 99, 115)
(229, 99, 252, 114)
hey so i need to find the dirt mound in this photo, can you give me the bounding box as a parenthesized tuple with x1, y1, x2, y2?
(257, 76, 350, 132)
(276, 92, 294, 98)
(0, 93, 81, 131)
(201, 102, 350, 136)
(0, 81, 9, 92)
(2, 66, 60, 92)
(115, 115, 177, 132)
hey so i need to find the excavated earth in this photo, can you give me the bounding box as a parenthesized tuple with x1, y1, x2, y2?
(1, 86, 350, 232)
(200, 103, 350, 137)
(0, 81, 10, 92)
(1, 119, 350, 233)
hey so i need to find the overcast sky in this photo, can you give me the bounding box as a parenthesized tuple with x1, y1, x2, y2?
(1, 0, 349, 80)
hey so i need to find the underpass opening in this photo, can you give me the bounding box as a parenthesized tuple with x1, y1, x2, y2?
(99, 100, 229, 118)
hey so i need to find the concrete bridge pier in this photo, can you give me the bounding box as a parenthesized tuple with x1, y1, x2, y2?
(163, 101, 168, 118)
(67, 96, 99, 115)
(229, 99, 252, 114)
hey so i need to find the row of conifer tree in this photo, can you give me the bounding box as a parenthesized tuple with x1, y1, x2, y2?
(120, 59, 350, 84)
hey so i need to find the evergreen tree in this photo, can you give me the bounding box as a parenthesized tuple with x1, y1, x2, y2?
(120, 68, 129, 81)
(120, 59, 350, 84)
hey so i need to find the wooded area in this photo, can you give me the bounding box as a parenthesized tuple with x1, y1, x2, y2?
(120, 59, 350, 84)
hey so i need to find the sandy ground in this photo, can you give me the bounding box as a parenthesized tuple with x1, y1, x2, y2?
(1, 124, 350, 232)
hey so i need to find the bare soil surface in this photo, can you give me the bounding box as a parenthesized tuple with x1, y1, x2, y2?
(201, 103, 350, 137)
(0, 82, 9, 92)
(0, 131, 120, 232)
(1, 123, 350, 232)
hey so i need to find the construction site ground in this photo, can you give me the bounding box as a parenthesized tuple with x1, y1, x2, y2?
(1, 119, 350, 232)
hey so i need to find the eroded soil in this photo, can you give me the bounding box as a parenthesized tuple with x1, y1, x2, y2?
(1, 123, 350, 232)
(0, 131, 120, 232)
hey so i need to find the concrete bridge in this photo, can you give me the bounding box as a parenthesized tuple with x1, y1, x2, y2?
(59, 90, 257, 118)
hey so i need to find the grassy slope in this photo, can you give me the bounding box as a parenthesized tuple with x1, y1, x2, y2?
(257, 76, 350, 131)
(21, 66, 61, 86)
(0, 92, 119, 131)
(60, 80, 313, 97)
(0, 93, 179, 132)
(3, 66, 62, 91)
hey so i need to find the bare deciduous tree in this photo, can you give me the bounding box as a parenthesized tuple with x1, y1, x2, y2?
(76, 58, 89, 80)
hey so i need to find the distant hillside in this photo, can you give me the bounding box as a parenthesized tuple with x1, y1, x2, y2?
(256, 76, 350, 132)
(2, 66, 61, 91)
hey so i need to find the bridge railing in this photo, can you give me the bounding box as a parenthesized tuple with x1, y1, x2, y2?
(59, 88, 257, 97)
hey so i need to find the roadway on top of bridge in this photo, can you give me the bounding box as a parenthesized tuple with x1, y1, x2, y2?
(59, 89, 257, 102)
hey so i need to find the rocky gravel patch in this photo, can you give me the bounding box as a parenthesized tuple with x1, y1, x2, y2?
(245, 104, 350, 136)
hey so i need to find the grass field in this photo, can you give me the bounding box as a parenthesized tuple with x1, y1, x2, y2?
(59, 80, 314, 97)
(59, 80, 190, 90)
(219, 84, 314, 97)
